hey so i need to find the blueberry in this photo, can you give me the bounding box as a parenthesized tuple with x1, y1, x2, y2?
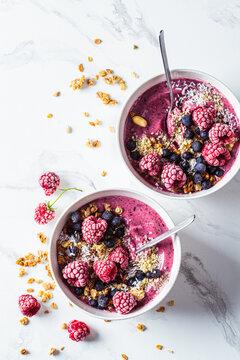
(207, 165, 217, 175)
(67, 227, 74, 236)
(74, 287, 83, 296)
(70, 211, 81, 223)
(106, 238, 116, 248)
(115, 227, 124, 238)
(196, 156, 206, 164)
(130, 150, 141, 160)
(72, 222, 82, 232)
(193, 173, 203, 184)
(110, 289, 119, 297)
(215, 168, 224, 177)
(66, 245, 79, 257)
(192, 141, 203, 152)
(145, 271, 152, 279)
(181, 115, 192, 127)
(126, 139, 136, 151)
(135, 270, 145, 281)
(95, 280, 105, 291)
(128, 277, 136, 287)
(194, 163, 206, 174)
(98, 295, 109, 308)
(170, 153, 181, 164)
(182, 151, 193, 160)
(162, 148, 172, 158)
(89, 299, 98, 307)
(202, 180, 212, 190)
(195, 127, 201, 135)
(101, 211, 114, 221)
(151, 268, 161, 278)
(181, 160, 190, 171)
(184, 129, 194, 139)
(200, 130, 209, 140)
(111, 216, 122, 227)
(105, 226, 115, 236)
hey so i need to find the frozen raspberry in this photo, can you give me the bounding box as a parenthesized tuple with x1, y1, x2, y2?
(209, 123, 235, 145)
(62, 260, 89, 287)
(39, 172, 60, 196)
(109, 246, 129, 269)
(68, 320, 90, 342)
(82, 215, 108, 244)
(34, 203, 55, 224)
(18, 294, 41, 317)
(161, 163, 187, 191)
(202, 143, 231, 166)
(113, 291, 136, 315)
(93, 259, 117, 283)
(192, 107, 216, 130)
(139, 153, 162, 176)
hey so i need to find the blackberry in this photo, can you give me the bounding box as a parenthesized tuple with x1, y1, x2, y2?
(72, 222, 82, 232)
(74, 287, 83, 296)
(95, 280, 105, 291)
(130, 150, 141, 160)
(126, 139, 136, 151)
(115, 227, 124, 238)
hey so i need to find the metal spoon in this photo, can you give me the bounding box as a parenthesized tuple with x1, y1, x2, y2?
(159, 30, 174, 131)
(136, 215, 195, 254)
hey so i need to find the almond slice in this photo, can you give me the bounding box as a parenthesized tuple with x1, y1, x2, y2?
(132, 116, 147, 127)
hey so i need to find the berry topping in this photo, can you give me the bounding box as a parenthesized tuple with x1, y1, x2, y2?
(194, 163, 206, 174)
(115, 227, 124, 238)
(130, 150, 141, 160)
(192, 107, 216, 130)
(199, 130, 209, 140)
(101, 211, 114, 221)
(192, 141, 203, 153)
(93, 259, 117, 283)
(170, 153, 181, 164)
(68, 320, 90, 342)
(94, 280, 105, 291)
(62, 260, 89, 287)
(39, 172, 60, 196)
(18, 295, 41, 317)
(184, 129, 194, 139)
(162, 148, 172, 158)
(113, 291, 137, 315)
(98, 294, 109, 308)
(126, 139, 136, 151)
(127, 277, 136, 286)
(74, 287, 84, 296)
(201, 180, 212, 190)
(109, 246, 129, 270)
(105, 238, 116, 248)
(202, 143, 231, 166)
(139, 153, 162, 176)
(135, 270, 145, 281)
(182, 151, 193, 160)
(209, 123, 235, 145)
(82, 215, 108, 244)
(89, 299, 97, 307)
(72, 222, 82, 232)
(180, 160, 190, 171)
(70, 211, 81, 223)
(145, 271, 152, 279)
(34, 203, 55, 225)
(215, 168, 224, 177)
(66, 245, 79, 257)
(181, 114, 192, 127)
(193, 173, 203, 184)
(111, 216, 122, 227)
(161, 163, 187, 191)
(151, 268, 161, 278)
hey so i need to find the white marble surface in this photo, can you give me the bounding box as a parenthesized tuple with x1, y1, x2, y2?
(1, 0, 240, 359)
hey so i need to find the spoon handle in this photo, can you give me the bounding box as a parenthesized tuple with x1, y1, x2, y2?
(159, 30, 174, 111)
(135, 215, 195, 254)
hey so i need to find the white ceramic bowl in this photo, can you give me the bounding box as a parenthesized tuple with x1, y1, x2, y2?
(118, 69, 240, 199)
(49, 188, 181, 320)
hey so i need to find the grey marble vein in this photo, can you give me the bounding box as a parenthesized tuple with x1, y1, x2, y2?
(204, 0, 240, 28)
(181, 252, 240, 351)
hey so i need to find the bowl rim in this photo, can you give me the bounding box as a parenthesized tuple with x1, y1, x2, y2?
(49, 187, 181, 320)
(117, 68, 240, 199)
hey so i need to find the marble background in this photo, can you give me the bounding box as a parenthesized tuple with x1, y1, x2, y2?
(1, 0, 240, 359)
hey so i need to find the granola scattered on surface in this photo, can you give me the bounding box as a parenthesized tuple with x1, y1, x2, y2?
(20, 317, 29, 325)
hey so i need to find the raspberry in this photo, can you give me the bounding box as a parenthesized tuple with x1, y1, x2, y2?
(113, 291, 136, 315)
(39, 172, 60, 196)
(93, 259, 117, 283)
(192, 107, 216, 130)
(209, 123, 235, 145)
(82, 215, 108, 244)
(109, 246, 129, 269)
(18, 294, 41, 317)
(68, 320, 90, 341)
(161, 163, 187, 191)
(139, 153, 162, 176)
(34, 203, 55, 224)
(62, 260, 89, 287)
(202, 143, 231, 166)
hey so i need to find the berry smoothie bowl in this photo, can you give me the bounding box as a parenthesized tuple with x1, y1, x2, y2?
(118, 70, 240, 199)
(50, 189, 181, 320)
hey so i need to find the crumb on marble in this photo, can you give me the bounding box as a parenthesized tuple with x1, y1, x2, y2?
(37, 232, 47, 244)
(101, 171, 107, 177)
(88, 56, 93, 62)
(44, 310, 50, 314)
(167, 300, 174, 307)
(60, 347, 64, 351)
(19, 267, 26, 277)
(20, 317, 29, 325)
(121, 355, 128, 360)
(156, 306, 165, 312)
(61, 323, 67, 329)
(167, 349, 174, 354)
(131, 72, 138, 78)
(49, 348, 57, 356)
(66, 126, 72, 134)
(136, 323, 145, 331)
(79, 64, 83, 72)
(96, 91, 117, 105)
(104, 319, 110, 322)
(109, 126, 115, 133)
(70, 76, 85, 90)
(47, 113, 53, 118)
(27, 278, 35, 284)
(53, 92, 60, 97)
(20, 349, 28, 355)
(84, 112, 89, 117)
(50, 302, 57, 309)
(94, 38, 102, 44)
(156, 345, 163, 350)
(69, 302, 72, 307)
(133, 44, 138, 49)
(35, 279, 42, 284)
(88, 78, 95, 86)
(26, 288, 34, 293)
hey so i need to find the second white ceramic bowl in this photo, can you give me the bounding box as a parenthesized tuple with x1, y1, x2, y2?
(118, 69, 240, 199)
(49, 188, 181, 320)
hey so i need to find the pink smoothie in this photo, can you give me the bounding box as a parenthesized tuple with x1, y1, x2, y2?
(124, 78, 240, 193)
(57, 195, 174, 313)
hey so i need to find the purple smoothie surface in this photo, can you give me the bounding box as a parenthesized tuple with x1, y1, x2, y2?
(124, 78, 240, 193)
(57, 195, 174, 313)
